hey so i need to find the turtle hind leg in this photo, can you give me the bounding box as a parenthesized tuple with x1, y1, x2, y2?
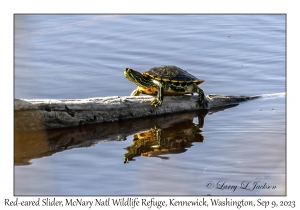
(194, 84, 210, 109)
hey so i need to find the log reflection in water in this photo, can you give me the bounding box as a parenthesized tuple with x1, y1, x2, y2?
(14, 105, 237, 165)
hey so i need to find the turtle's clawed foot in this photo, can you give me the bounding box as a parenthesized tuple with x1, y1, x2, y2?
(199, 97, 210, 109)
(151, 98, 163, 108)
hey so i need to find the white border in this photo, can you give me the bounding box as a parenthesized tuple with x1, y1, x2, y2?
(1, 0, 296, 209)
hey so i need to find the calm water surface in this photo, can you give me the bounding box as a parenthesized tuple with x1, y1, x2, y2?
(14, 14, 285, 195)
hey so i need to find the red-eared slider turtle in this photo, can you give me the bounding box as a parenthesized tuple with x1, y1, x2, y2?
(124, 65, 209, 108)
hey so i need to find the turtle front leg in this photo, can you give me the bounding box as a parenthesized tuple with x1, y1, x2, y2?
(151, 81, 164, 108)
(130, 87, 141, 96)
(194, 84, 210, 109)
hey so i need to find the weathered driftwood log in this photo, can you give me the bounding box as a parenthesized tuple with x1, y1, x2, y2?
(14, 94, 260, 132)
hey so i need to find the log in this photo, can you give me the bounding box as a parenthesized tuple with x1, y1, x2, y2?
(14, 94, 260, 132)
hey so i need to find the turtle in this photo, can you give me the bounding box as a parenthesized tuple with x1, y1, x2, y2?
(124, 65, 209, 109)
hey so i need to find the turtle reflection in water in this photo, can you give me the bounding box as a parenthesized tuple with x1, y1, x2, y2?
(124, 113, 205, 163)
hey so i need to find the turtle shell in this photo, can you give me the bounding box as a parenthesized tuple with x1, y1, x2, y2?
(143, 65, 204, 84)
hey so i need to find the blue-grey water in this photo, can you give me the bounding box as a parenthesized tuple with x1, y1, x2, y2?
(14, 14, 285, 195)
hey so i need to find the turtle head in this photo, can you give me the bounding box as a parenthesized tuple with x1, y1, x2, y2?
(124, 68, 151, 88)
